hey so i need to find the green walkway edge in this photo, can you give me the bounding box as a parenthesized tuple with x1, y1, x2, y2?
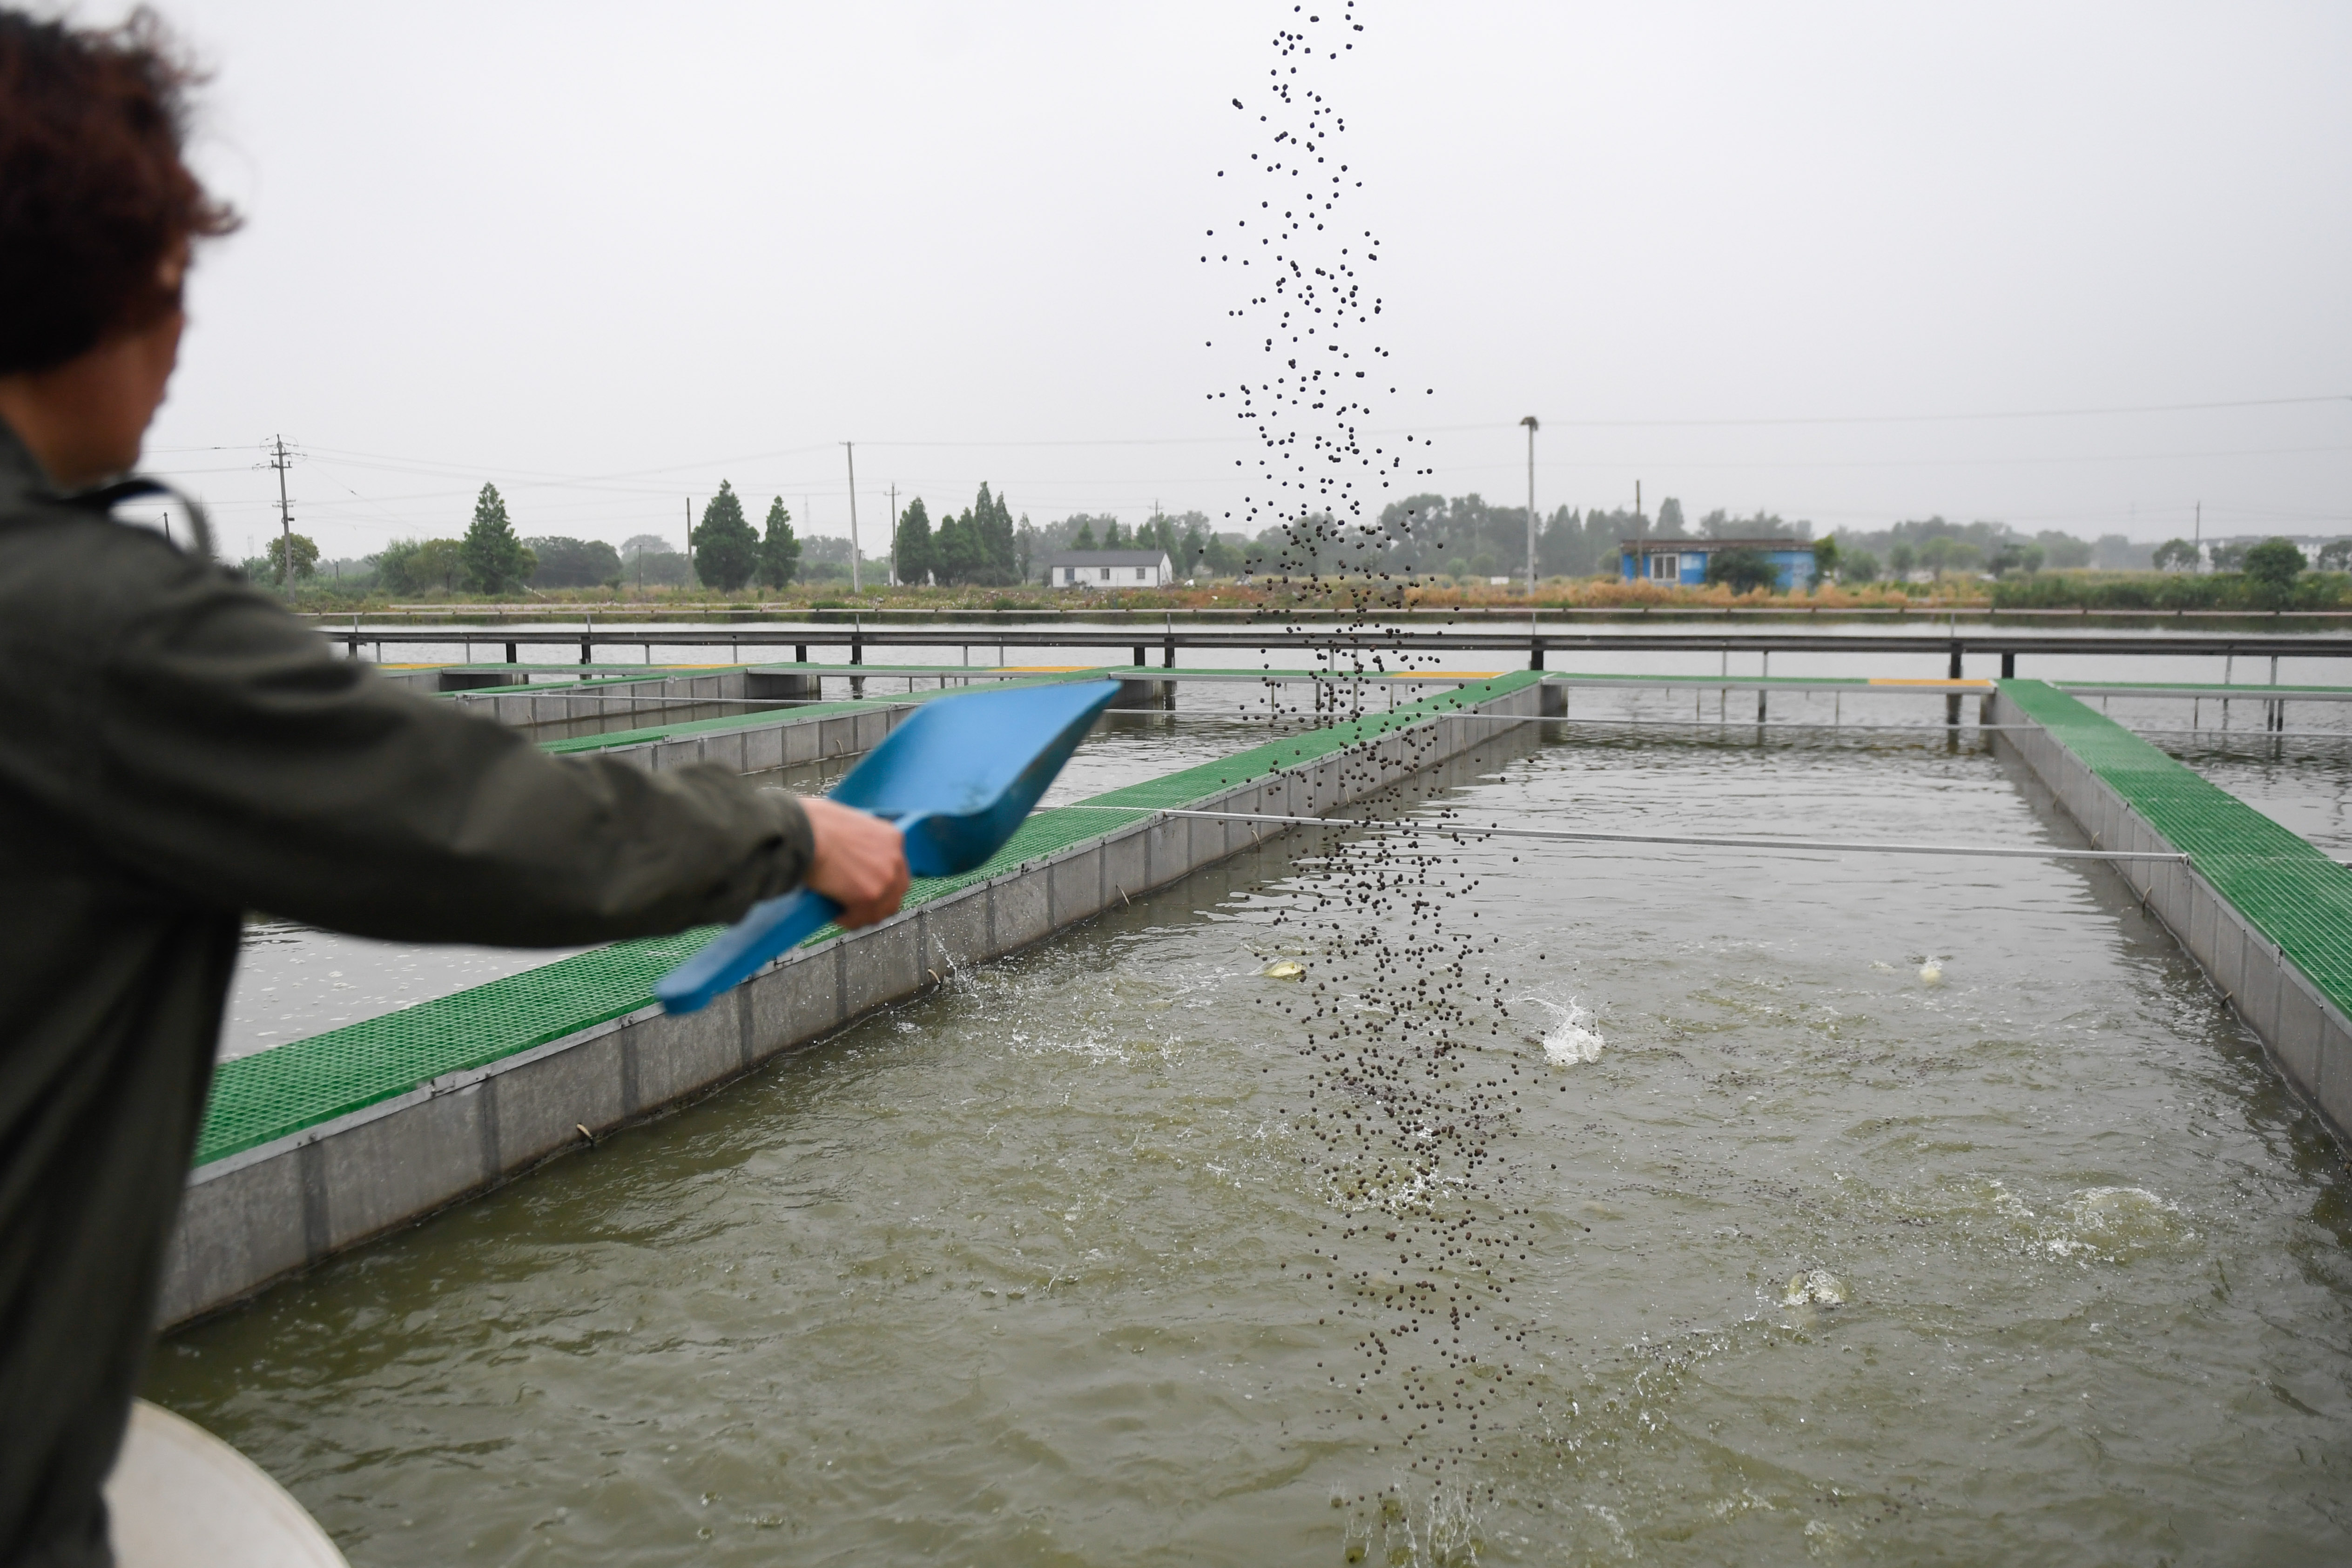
(194, 673, 1542, 1165)
(2004, 679, 2352, 1016)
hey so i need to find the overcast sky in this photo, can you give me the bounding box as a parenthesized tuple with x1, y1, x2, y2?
(135, 0, 2350, 563)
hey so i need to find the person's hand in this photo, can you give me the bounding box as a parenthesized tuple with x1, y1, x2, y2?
(799, 797, 910, 929)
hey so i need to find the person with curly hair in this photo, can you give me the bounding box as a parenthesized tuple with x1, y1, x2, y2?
(0, 13, 909, 1564)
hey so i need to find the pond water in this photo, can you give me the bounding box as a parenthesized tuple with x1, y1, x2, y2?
(155, 723, 2352, 1564)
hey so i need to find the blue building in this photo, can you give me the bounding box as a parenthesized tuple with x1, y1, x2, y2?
(1620, 537, 1818, 591)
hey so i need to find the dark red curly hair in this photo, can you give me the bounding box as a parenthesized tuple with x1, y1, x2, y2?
(0, 7, 238, 375)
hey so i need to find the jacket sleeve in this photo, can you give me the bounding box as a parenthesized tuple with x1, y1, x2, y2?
(63, 552, 814, 946)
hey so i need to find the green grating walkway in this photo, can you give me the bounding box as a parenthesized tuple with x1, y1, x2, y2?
(2004, 680, 2352, 1016)
(193, 673, 1541, 1165)
(537, 693, 882, 754)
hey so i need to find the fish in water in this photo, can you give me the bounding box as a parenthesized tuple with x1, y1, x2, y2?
(1781, 1269, 1847, 1308)
(1262, 960, 1306, 981)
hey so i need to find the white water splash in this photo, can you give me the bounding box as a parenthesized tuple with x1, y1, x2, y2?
(1781, 1268, 1848, 1308)
(1520, 994, 1604, 1066)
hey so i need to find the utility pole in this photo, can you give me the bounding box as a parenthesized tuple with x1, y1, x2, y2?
(1519, 416, 1539, 594)
(2194, 499, 2203, 573)
(266, 434, 294, 585)
(684, 497, 694, 585)
(843, 443, 862, 593)
(1631, 478, 1644, 580)
(887, 484, 899, 586)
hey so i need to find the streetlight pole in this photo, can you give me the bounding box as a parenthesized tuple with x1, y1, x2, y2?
(1519, 416, 1538, 594)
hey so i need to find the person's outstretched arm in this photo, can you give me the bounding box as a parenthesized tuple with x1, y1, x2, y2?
(1, 512, 905, 943)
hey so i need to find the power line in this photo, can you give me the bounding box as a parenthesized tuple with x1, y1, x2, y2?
(1435, 442, 2352, 475)
(1404, 393, 2352, 433)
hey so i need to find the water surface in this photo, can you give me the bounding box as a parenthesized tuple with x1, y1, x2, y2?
(156, 726, 2352, 1563)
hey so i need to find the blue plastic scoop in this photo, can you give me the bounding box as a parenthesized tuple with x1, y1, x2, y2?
(655, 678, 1122, 1013)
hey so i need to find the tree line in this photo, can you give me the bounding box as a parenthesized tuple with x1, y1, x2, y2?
(890, 483, 1021, 586)
(1017, 509, 1244, 578)
(248, 478, 2327, 599)
(305, 482, 807, 596)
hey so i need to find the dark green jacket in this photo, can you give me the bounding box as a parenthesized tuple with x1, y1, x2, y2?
(0, 425, 813, 1567)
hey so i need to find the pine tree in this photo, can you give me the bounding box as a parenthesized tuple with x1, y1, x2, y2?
(978, 483, 1018, 584)
(459, 483, 532, 595)
(893, 498, 934, 586)
(1103, 519, 1125, 548)
(758, 497, 801, 590)
(1072, 521, 1098, 550)
(933, 505, 983, 585)
(693, 480, 759, 591)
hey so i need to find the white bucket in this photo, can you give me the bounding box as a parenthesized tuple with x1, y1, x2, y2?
(105, 1400, 347, 1568)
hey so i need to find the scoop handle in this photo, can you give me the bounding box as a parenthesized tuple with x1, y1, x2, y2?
(654, 888, 842, 1014)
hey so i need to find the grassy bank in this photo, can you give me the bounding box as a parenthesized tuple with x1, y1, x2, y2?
(267, 569, 2352, 618)
(1987, 569, 2352, 612)
(275, 576, 1972, 616)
